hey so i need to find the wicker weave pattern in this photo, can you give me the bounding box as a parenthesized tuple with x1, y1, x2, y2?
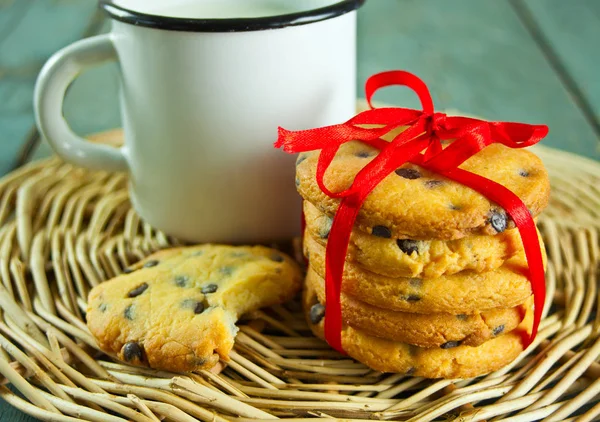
(0, 137, 598, 421)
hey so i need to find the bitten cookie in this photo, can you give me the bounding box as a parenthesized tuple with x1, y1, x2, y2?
(306, 269, 528, 347)
(304, 235, 545, 313)
(87, 245, 302, 372)
(304, 200, 537, 279)
(296, 141, 550, 240)
(304, 281, 530, 379)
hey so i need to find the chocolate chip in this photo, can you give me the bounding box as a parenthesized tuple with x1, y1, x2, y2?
(395, 168, 421, 179)
(181, 299, 205, 314)
(493, 325, 505, 336)
(296, 154, 307, 165)
(356, 151, 372, 158)
(295, 177, 301, 187)
(397, 239, 419, 255)
(194, 302, 205, 314)
(174, 275, 189, 288)
(127, 283, 148, 298)
(270, 254, 285, 263)
(309, 303, 325, 324)
(201, 284, 218, 294)
(319, 216, 333, 239)
(404, 294, 421, 303)
(440, 341, 461, 349)
(98, 303, 107, 312)
(122, 341, 144, 362)
(143, 260, 159, 268)
(409, 278, 422, 288)
(405, 367, 416, 376)
(425, 180, 443, 188)
(123, 267, 134, 274)
(518, 169, 530, 177)
(219, 266, 234, 276)
(124, 305, 134, 320)
(489, 211, 507, 233)
(456, 314, 468, 321)
(372, 225, 392, 238)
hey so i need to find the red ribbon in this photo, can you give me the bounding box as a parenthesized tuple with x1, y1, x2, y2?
(276, 70, 547, 353)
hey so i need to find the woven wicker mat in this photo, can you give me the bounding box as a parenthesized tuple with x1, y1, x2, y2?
(0, 130, 599, 422)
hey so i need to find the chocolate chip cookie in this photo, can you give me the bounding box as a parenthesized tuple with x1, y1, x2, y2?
(295, 141, 549, 240)
(304, 235, 545, 313)
(306, 268, 528, 347)
(304, 200, 538, 279)
(304, 281, 531, 378)
(87, 245, 302, 372)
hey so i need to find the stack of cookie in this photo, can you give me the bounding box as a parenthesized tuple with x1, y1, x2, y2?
(295, 142, 549, 379)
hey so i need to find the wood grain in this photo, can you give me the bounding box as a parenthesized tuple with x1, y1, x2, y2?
(520, 0, 600, 123)
(356, 0, 600, 159)
(509, 0, 600, 157)
(0, 0, 102, 174)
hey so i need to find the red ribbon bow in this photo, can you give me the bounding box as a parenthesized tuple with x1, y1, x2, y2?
(276, 70, 547, 353)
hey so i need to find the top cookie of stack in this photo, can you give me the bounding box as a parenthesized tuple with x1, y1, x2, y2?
(296, 140, 550, 379)
(296, 142, 550, 241)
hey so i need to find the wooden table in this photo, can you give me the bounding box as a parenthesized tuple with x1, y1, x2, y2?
(0, 1, 599, 420)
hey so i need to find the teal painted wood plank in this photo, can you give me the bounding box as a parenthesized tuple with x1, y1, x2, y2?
(29, 17, 119, 164)
(518, 0, 600, 124)
(28, 0, 600, 164)
(357, 0, 600, 159)
(62, 18, 120, 135)
(1, 386, 39, 422)
(0, 0, 100, 174)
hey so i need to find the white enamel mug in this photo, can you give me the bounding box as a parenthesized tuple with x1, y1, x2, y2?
(34, 0, 363, 243)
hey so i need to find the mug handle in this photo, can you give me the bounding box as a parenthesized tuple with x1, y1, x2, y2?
(34, 34, 128, 172)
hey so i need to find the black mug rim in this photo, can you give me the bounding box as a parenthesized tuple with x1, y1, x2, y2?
(100, 0, 365, 32)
